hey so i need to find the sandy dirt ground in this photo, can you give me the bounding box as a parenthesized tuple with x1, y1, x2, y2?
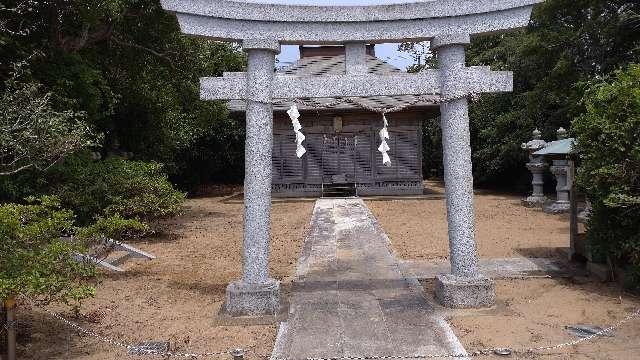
(422, 278, 640, 360)
(16, 195, 315, 360)
(368, 180, 640, 360)
(13, 181, 640, 360)
(366, 180, 570, 261)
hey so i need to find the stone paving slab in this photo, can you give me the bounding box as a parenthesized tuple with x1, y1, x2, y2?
(403, 257, 587, 280)
(272, 199, 467, 360)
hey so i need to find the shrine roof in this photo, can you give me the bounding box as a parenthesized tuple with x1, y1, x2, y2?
(533, 138, 576, 156)
(227, 54, 440, 113)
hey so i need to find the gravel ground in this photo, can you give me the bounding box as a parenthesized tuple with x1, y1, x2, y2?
(365, 180, 569, 261)
(17, 195, 315, 360)
(16, 182, 639, 360)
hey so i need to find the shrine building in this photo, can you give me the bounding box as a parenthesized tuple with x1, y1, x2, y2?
(229, 45, 436, 197)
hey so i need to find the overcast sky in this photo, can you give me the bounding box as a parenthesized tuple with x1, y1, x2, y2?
(244, 0, 423, 70)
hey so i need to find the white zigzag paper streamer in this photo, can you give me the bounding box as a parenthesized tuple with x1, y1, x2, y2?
(378, 114, 392, 167)
(287, 104, 307, 158)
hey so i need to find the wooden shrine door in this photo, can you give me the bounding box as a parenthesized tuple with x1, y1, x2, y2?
(322, 134, 357, 184)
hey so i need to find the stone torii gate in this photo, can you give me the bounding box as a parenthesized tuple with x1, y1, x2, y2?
(161, 0, 542, 316)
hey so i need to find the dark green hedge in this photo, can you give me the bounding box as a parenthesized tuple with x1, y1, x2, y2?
(573, 64, 640, 289)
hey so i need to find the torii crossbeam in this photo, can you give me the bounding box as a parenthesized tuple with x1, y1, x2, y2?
(201, 68, 513, 100)
(161, 0, 543, 316)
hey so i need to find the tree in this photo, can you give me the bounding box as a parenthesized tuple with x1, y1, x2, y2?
(0, 195, 97, 359)
(399, 0, 640, 188)
(573, 64, 640, 288)
(1, 0, 246, 190)
(0, 62, 101, 176)
(50, 155, 185, 224)
(397, 41, 435, 73)
(0, 1, 37, 36)
(466, 0, 640, 187)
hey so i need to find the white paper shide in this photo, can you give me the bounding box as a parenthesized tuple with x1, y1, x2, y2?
(378, 114, 392, 167)
(287, 104, 307, 158)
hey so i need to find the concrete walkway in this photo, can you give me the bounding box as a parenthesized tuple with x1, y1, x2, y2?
(272, 199, 466, 360)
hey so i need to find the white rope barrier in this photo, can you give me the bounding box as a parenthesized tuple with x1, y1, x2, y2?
(25, 297, 640, 360)
(264, 90, 482, 115)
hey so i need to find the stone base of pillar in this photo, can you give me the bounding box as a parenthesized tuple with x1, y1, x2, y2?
(544, 201, 571, 214)
(522, 195, 547, 208)
(435, 274, 496, 308)
(224, 278, 280, 317)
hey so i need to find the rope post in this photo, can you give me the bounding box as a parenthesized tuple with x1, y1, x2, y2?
(4, 298, 16, 360)
(231, 348, 245, 360)
(0, 300, 5, 360)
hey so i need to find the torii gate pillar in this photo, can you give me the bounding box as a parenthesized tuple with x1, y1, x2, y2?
(432, 35, 495, 308)
(225, 40, 281, 317)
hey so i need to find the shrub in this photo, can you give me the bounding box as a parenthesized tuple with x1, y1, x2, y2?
(573, 64, 640, 289)
(0, 197, 96, 305)
(77, 214, 151, 242)
(50, 154, 185, 224)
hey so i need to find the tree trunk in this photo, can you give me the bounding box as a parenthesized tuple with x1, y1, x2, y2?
(0, 301, 5, 360)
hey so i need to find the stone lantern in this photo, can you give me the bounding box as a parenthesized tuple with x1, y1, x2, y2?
(543, 128, 572, 213)
(577, 200, 592, 223)
(547, 161, 571, 213)
(557, 127, 568, 140)
(521, 129, 548, 207)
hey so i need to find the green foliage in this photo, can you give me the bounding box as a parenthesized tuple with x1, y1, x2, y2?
(421, 118, 443, 178)
(0, 196, 96, 304)
(0, 0, 236, 314)
(50, 155, 185, 224)
(397, 42, 436, 73)
(418, 0, 639, 187)
(392, 1, 640, 187)
(77, 214, 151, 241)
(1, 0, 246, 191)
(573, 64, 640, 288)
(40, 53, 119, 133)
(173, 114, 246, 189)
(0, 62, 101, 176)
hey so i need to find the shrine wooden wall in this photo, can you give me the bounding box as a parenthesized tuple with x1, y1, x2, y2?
(272, 110, 429, 197)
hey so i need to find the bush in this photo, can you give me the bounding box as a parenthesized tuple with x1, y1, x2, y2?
(0, 197, 96, 305)
(50, 154, 185, 224)
(573, 64, 640, 289)
(421, 117, 444, 179)
(77, 215, 151, 242)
